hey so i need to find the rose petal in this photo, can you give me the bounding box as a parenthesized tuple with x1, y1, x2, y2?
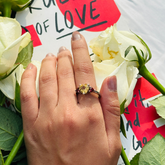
(0, 72, 16, 99)
(114, 27, 147, 61)
(93, 59, 118, 91)
(109, 61, 139, 107)
(0, 17, 21, 51)
(0, 32, 30, 75)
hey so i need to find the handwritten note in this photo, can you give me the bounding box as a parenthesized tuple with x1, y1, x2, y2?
(118, 75, 163, 164)
(16, 0, 120, 61)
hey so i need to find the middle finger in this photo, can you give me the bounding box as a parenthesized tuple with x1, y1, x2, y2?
(57, 47, 77, 105)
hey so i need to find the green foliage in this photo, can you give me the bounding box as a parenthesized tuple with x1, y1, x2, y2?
(12, 148, 26, 163)
(16, 157, 28, 165)
(0, 106, 22, 151)
(125, 33, 152, 70)
(15, 41, 33, 69)
(139, 134, 165, 165)
(0, 64, 21, 81)
(133, 33, 152, 63)
(120, 115, 127, 138)
(0, 150, 4, 165)
(0, 0, 31, 14)
(15, 80, 21, 113)
(0, 91, 6, 107)
(120, 99, 126, 114)
(120, 100, 128, 138)
(130, 153, 140, 165)
(0, 40, 33, 81)
(150, 95, 165, 119)
(125, 45, 145, 69)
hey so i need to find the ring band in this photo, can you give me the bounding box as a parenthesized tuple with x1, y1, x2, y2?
(75, 84, 100, 99)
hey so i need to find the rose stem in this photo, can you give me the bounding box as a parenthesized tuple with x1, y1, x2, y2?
(121, 146, 131, 165)
(4, 130, 24, 165)
(3, 2, 11, 17)
(139, 65, 165, 95)
(0, 150, 4, 164)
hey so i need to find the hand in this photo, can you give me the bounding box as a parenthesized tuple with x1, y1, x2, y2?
(20, 31, 121, 165)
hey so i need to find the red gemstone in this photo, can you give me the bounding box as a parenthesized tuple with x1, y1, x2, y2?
(89, 87, 94, 92)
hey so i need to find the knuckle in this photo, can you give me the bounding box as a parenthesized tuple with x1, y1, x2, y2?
(75, 62, 93, 75)
(42, 55, 57, 63)
(40, 72, 56, 85)
(87, 111, 101, 125)
(21, 70, 32, 81)
(58, 68, 73, 79)
(106, 100, 120, 117)
(64, 115, 76, 128)
(21, 91, 36, 103)
(72, 44, 87, 51)
(60, 111, 79, 130)
(57, 51, 72, 59)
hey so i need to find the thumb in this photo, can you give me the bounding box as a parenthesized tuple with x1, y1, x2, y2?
(100, 75, 121, 155)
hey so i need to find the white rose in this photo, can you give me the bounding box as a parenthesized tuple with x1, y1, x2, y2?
(90, 25, 147, 67)
(0, 16, 31, 76)
(0, 61, 41, 100)
(93, 60, 138, 107)
(90, 25, 145, 108)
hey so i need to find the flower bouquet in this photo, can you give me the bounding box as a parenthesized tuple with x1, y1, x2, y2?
(0, 0, 165, 165)
(0, 0, 40, 164)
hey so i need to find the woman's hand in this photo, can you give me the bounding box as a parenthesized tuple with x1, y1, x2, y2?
(20, 32, 121, 165)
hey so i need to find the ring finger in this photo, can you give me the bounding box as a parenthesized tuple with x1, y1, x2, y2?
(71, 32, 99, 105)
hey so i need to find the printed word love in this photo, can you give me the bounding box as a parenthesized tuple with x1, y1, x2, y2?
(56, 0, 120, 32)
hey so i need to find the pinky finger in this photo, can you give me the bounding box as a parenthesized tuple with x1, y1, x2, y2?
(20, 63, 38, 130)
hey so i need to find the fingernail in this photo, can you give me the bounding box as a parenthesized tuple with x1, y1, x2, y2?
(26, 63, 33, 70)
(46, 53, 55, 57)
(72, 31, 81, 41)
(58, 46, 67, 54)
(107, 76, 117, 92)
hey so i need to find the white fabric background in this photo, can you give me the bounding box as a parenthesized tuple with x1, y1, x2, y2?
(115, 0, 165, 86)
(115, 1, 165, 163)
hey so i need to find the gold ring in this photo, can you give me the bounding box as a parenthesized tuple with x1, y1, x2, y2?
(75, 84, 100, 100)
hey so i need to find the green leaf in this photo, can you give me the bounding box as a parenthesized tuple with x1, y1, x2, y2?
(133, 33, 152, 63)
(150, 95, 165, 119)
(0, 0, 31, 13)
(139, 134, 165, 165)
(16, 157, 28, 165)
(0, 91, 6, 107)
(15, 41, 33, 69)
(120, 99, 126, 114)
(125, 45, 133, 57)
(132, 46, 145, 68)
(0, 64, 21, 81)
(15, 80, 21, 113)
(0, 106, 22, 151)
(12, 148, 26, 163)
(120, 115, 127, 138)
(0, 150, 4, 165)
(130, 153, 140, 165)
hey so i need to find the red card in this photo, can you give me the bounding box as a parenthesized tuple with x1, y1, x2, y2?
(22, 25, 42, 47)
(124, 74, 165, 148)
(56, 0, 121, 32)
